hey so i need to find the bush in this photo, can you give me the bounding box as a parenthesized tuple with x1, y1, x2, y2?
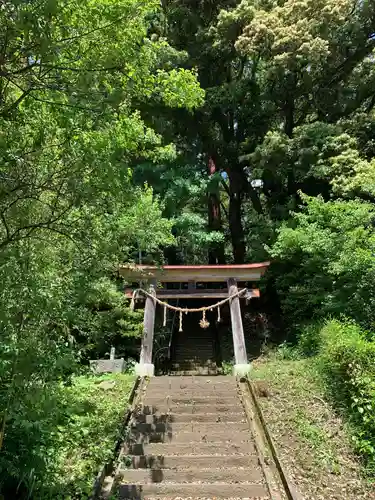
(317, 319, 375, 471)
(296, 322, 324, 357)
(0, 372, 135, 499)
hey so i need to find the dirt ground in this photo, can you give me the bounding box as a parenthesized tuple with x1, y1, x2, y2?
(251, 356, 375, 500)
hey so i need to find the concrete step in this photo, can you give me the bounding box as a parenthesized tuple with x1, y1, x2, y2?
(118, 466, 263, 484)
(174, 349, 214, 351)
(128, 430, 251, 444)
(128, 441, 256, 456)
(148, 378, 236, 388)
(173, 342, 214, 346)
(143, 393, 241, 402)
(136, 404, 244, 415)
(132, 413, 245, 424)
(171, 359, 216, 363)
(128, 454, 255, 469)
(173, 346, 215, 354)
(173, 350, 214, 354)
(169, 362, 217, 368)
(148, 385, 238, 393)
(117, 482, 269, 499)
(170, 364, 217, 371)
(143, 397, 240, 406)
(168, 369, 219, 376)
(171, 358, 216, 362)
(146, 385, 239, 394)
(150, 375, 234, 381)
(138, 399, 243, 416)
(171, 362, 216, 366)
(131, 422, 249, 434)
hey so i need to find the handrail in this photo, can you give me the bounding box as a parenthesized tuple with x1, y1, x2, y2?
(167, 302, 178, 361)
(153, 286, 180, 372)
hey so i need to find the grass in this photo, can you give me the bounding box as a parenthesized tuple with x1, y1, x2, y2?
(38, 372, 134, 500)
(251, 354, 373, 499)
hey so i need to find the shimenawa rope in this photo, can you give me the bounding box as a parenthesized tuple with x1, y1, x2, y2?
(129, 287, 247, 331)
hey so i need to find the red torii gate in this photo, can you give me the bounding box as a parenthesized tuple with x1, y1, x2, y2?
(120, 262, 270, 376)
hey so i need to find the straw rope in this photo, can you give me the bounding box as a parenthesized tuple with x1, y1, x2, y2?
(129, 287, 247, 331)
(130, 287, 246, 312)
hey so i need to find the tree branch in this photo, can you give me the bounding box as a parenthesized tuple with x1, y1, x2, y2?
(0, 204, 75, 250)
(221, 178, 230, 197)
(0, 212, 10, 240)
(220, 201, 228, 218)
(0, 62, 38, 77)
(1, 88, 33, 116)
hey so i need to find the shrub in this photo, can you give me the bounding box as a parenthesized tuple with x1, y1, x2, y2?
(318, 319, 375, 471)
(296, 322, 324, 357)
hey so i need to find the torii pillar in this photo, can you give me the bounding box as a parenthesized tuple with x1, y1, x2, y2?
(135, 283, 156, 377)
(228, 278, 251, 376)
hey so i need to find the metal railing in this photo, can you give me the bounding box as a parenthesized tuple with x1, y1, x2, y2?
(153, 288, 180, 373)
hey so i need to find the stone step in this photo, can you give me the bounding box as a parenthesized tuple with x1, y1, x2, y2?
(128, 441, 256, 456)
(117, 482, 269, 499)
(174, 344, 214, 348)
(173, 342, 214, 346)
(168, 369, 219, 376)
(173, 350, 214, 354)
(148, 378, 236, 388)
(146, 386, 239, 394)
(174, 347, 214, 351)
(170, 364, 217, 371)
(128, 454, 255, 469)
(128, 429, 252, 444)
(150, 375, 233, 381)
(171, 358, 216, 362)
(145, 386, 237, 395)
(131, 422, 249, 434)
(143, 397, 240, 406)
(169, 363, 217, 369)
(118, 466, 262, 484)
(171, 359, 215, 362)
(138, 404, 243, 415)
(143, 394, 240, 403)
(173, 342, 214, 345)
(170, 360, 216, 365)
(172, 355, 215, 359)
(132, 413, 245, 424)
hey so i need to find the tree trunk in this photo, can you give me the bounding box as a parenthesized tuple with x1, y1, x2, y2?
(208, 192, 226, 264)
(228, 167, 246, 264)
(207, 156, 226, 264)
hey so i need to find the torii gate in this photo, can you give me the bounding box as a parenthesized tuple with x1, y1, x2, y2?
(120, 262, 270, 377)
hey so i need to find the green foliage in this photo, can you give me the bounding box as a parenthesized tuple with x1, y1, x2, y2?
(3, 0, 375, 491)
(272, 319, 375, 472)
(295, 322, 324, 357)
(133, 160, 227, 263)
(317, 320, 375, 471)
(155, 0, 375, 263)
(0, 0, 204, 496)
(39, 373, 134, 499)
(271, 195, 375, 328)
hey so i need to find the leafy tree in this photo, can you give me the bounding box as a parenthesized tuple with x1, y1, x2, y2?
(157, 0, 375, 262)
(0, 0, 204, 495)
(271, 194, 375, 329)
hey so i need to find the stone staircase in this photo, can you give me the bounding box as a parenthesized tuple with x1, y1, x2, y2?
(115, 376, 272, 499)
(169, 316, 218, 375)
